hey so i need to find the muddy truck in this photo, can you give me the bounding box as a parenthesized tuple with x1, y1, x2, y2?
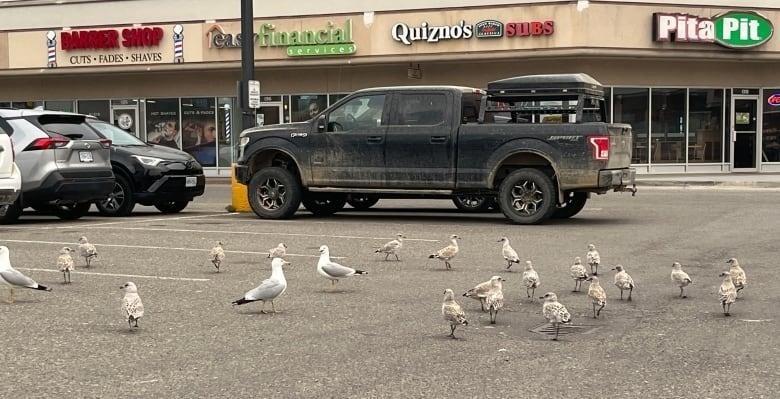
(234, 73, 636, 224)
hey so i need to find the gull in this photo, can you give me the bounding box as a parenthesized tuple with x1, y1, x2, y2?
(611, 265, 635, 301)
(77, 236, 98, 267)
(232, 258, 289, 313)
(0, 246, 52, 303)
(375, 233, 405, 261)
(726, 258, 746, 297)
(463, 275, 497, 312)
(570, 256, 589, 292)
(521, 260, 540, 299)
(429, 234, 460, 270)
(317, 245, 367, 286)
(209, 241, 225, 273)
(540, 292, 571, 341)
(485, 276, 505, 324)
(120, 282, 144, 328)
(671, 262, 693, 298)
(498, 237, 520, 270)
(586, 243, 601, 276)
(267, 243, 287, 259)
(56, 247, 75, 284)
(441, 288, 468, 338)
(718, 271, 737, 316)
(586, 276, 607, 318)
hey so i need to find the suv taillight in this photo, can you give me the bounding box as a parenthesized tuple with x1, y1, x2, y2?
(99, 139, 112, 149)
(589, 136, 610, 160)
(23, 137, 70, 151)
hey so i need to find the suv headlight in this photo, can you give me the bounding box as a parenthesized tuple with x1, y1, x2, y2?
(132, 155, 164, 167)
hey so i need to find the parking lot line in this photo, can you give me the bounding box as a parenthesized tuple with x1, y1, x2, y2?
(17, 267, 211, 282)
(75, 212, 240, 227)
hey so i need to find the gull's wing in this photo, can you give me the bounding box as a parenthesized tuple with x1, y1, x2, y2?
(436, 244, 457, 258)
(321, 261, 356, 278)
(0, 269, 40, 289)
(380, 240, 400, 252)
(245, 278, 285, 301)
(123, 294, 144, 319)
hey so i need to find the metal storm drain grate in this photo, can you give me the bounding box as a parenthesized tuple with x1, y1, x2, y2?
(530, 323, 601, 337)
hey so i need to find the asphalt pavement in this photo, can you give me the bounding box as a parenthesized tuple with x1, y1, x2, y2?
(1, 185, 779, 398)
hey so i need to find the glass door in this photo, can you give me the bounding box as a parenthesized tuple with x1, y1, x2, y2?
(256, 104, 282, 126)
(731, 97, 759, 170)
(111, 106, 140, 137)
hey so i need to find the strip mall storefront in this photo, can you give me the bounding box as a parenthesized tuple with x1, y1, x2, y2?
(0, 2, 778, 176)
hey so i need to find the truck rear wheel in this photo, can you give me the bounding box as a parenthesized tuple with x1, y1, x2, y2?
(498, 168, 556, 224)
(303, 193, 347, 216)
(347, 194, 380, 210)
(452, 195, 492, 212)
(552, 192, 588, 219)
(248, 167, 302, 219)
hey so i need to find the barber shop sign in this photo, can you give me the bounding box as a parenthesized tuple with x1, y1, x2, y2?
(653, 11, 774, 49)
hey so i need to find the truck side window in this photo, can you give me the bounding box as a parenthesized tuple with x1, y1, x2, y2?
(327, 95, 386, 132)
(394, 94, 446, 126)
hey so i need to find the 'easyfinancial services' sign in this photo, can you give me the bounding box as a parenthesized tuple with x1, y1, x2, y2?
(653, 11, 774, 49)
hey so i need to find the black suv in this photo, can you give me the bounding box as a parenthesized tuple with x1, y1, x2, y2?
(83, 118, 206, 216)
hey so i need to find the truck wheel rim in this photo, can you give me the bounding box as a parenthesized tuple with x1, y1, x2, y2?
(258, 178, 286, 210)
(101, 183, 125, 211)
(459, 195, 485, 208)
(511, 180, 543, 215)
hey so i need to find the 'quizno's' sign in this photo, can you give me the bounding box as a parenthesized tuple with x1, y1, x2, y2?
(653, 11, 774, 49)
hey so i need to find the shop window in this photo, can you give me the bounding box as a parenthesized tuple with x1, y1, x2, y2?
(145, 98, 180, 149)
(12, 101, 43, 110)
(218, 97, 237, 167)
(763, 89, 780, 163)
(181, 97, 216, 167)
(77, 100, 111, 122)
(613, 88, 649, 164)
(44, 100, 75, 112)
(688, 89, 723, 163)
(651, 88, 686, 164)
(0, 102, 10, 108)
(290, 94, 327, 122)
(328, 93, 350, 107)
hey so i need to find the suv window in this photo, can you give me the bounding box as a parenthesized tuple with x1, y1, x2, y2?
(393, 93, 446, 126)
(86, 120, 147, 146)
(327, 94, 386, 132)
(5, 118, 48, 150)
(35, 115, 102, 140)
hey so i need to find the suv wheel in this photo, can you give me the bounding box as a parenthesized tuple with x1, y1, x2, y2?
(452, 195, 493, 212)
(302, 193, 347, 216)
(50, 202, 91, 220)
(498, 168, 556, 225)
(97, 175, 136, 217)
(247, 167, 302, 219)
(552, 192, 588, 219)
(154, 200, 190, 214)
(0, 199, 22, 224)
(347, 194, 380, 210)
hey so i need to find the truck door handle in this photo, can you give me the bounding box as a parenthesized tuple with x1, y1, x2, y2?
(367, 136, 383, 143)
(430, 136, 447, 143)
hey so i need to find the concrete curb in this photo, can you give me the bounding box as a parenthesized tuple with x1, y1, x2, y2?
(636, 180, 780, 188)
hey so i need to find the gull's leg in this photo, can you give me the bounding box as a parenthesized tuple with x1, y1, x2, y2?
(554, 323, 559, 341)
(480, 299, 486, 312)
(726, 303, 731, 316)
(395, 254, 400, 261)
(721, 301, 727, 315)
(573, 280, 578, 292)
(271, 301, 277, 314)
(620, 290, 624, 300)
(531, 287, 536, 299)
(260, 301, 267, 314)
(384, 253, 389, 261)
(592, 303, 597, 318)
(135, 319, 139, 328)
(597, 303, 605, 317)
(526, 287, 531, 298)
(63, 272, 67, 284)
(594, 264, 598, 276)
(628, 287, 633, 301)
(128, 318, 132, 328)
(449, 324, 456, 338)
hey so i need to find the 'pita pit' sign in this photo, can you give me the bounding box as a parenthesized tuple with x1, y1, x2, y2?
(653, 11, 774, 49)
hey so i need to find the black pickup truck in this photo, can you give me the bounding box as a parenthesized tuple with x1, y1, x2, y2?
(234, 73, 636, 224)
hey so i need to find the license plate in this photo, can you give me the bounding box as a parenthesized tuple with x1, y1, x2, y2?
(185, 176, 197, 187)
(79, 151, 94, 163)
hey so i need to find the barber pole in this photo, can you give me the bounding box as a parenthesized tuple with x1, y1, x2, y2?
(173, 24, 184, 63)
(224, 106, 231, 140)
(46, 30, 57, 68)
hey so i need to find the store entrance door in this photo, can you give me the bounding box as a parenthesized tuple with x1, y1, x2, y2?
(731, 96, 760, 171)
(255, 103, 282, 127)
(111, 105, 140, 137)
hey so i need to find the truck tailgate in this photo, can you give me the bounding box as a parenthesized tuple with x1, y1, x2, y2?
(606, 123, 632, 169)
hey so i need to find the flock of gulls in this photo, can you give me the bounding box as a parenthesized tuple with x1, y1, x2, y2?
(0, 233, 749, 338)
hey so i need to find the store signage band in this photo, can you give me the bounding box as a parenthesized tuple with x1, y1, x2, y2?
(392, 19, 554, 45)
(653, 10, 774, 49)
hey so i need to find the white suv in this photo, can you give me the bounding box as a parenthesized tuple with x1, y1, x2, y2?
(0, 118, 22, 210)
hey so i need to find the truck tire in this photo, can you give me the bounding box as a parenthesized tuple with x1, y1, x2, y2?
(154, 200, 189, 214)
(452, 195, 493, 212)
(247, 167, 302, 219)
(498, 168, 556, 225)
(552, 192, 588, 219)
(303, 193, 347, 216)
(347, 194, 380, 210)
(96, 174, 136, 216)
(0, 199, 22, 224)
(50, 202, 91, 220)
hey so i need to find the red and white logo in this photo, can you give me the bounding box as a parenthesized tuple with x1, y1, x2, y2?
(768, 93, 780, 106)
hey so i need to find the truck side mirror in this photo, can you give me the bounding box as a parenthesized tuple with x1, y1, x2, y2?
(317, 114, 326, 132)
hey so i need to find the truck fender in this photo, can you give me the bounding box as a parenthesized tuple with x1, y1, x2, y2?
(243, 138, 308, 186)
(486, 138, 564, 203)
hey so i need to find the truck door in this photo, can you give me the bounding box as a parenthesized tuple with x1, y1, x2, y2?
(384, 91, 455, 188)
(309, 93, 388, 187)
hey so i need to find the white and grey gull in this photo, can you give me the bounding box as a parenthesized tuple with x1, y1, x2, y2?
(671, 262, 693, 298)
(120, 281, 144, 328)
(586, 243, 601, 276)
(317, 245, 367, 286)
(429, 234, 460, 270)
(209, 241, 225, 273)
(611, 265, 635, 301)
(441, 288, 468, 338)
(0, 246, 52, 303)
(78, 236, 98, 267)
(375, 233, 405, 261)
(521, 260, 540, 299)
(267, 243, 287, 259)
(232, 257, 290, 313)
(540, 292, 571, 341)
(498, 237, 520, 270)
(56, 246, 75, 284)
(727, 258, 746, 297)
(718, 271, 737, 316)
(570, 256, 589, 292)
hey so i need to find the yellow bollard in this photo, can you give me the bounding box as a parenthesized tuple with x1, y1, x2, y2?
(230, 164, 252, 213)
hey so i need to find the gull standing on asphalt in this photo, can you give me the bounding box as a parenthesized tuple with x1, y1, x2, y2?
(317, 245, 367, 286)
(441, 288, 468, 338)
(78, 236, 98, 267)
(0, 246, 52, 303)
(521, 260, 540, 300)
(429, 235, 460, 270)
(232, 258, 289, 313)
(267, 243, 287, 259)
(485, 276, 505, 324)
(540, 292, 571, 341)
(463, 275, 496, 312)
(671, 262, 693, 298)
(718, 271, 737, 316)
(375, 233, 405, 261)
(570, 257, 589, 292)
(612, 265, 635, 301)
(498, 237, 520, 270)
(586, 276, 607, 318)
(57, 247, 75, 284)
(726, 258, 746, 297)
(120, 282, 144, 329)
(209, 241, 225, 273)
(586, 244, 601, 276)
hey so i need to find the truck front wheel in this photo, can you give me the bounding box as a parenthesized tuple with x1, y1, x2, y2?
(498, 168, 556, 224)
(552, 192, 588, 219)
(248, 167, 302, 219)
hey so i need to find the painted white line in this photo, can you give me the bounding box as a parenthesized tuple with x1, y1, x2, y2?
(75, 213, 239, 227)
(17, 268, 210, 282)
(1, 239, 338, 259)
